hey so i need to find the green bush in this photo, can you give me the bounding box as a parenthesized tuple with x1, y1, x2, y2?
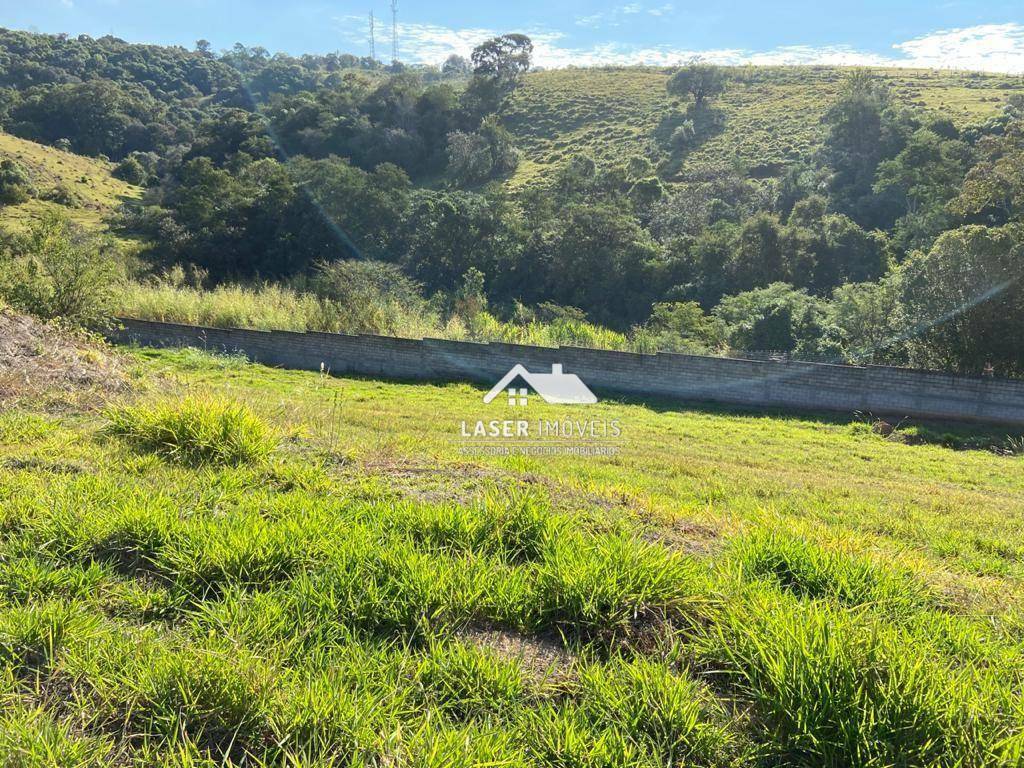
(0, 210, 120, 325)
(104, 396, 276, 466)
(112, 155, 148, 185)
(0, 157, 35, 204)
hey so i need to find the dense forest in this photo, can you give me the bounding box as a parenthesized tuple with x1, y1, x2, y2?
(1, 27, 1023, 375)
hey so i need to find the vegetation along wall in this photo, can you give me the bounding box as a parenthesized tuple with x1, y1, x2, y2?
(111, 318, 1024, 426)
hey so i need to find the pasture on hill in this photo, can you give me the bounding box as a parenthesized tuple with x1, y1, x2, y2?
(503, 66, 1021, 186)
(0, 131, 143, 234)
(0, 342, 1022, 766)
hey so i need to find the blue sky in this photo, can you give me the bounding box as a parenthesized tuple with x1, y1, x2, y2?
(2, 0, 1023, 72)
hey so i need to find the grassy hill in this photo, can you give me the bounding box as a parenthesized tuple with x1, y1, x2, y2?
(0, 131, 143, 234)
(503, 66, 1023, 186)
(0, 342, 1022, 764)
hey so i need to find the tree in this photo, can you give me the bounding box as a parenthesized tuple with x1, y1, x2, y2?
(544, 202, 662, 327)
(628, 177, 665, 211)
(185, 109, 275, 166)
(818, 214, 887, 288)
(445, 116, 519, 185)
(463, 35, 533, 117)
(642, 301, 722, 352)
(396, 190, 524, 296)
(822, 71, 913, 227)
(828, 280, 903, 363)
(728, 213, 788, 291)
(470, 34, 533, 82)
(713, 283, 826, 353)
(874, 127, 970, 250)
(666, 62, 728, 108)
(292, 157, 411, 262)
(948, 118, 1024, 226)
(113, 155, 148, 185)
(896, 224, 1024, 374)
(684, 221, 740, 307)
(445, 131, 493, 186)
(441, 55, 471, 78)
(626, 156, 655, 179)
(9, 80, 164, 159)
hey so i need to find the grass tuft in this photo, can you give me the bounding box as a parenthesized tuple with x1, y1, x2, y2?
(727, 530, 936, 613)
(535, 533, 711, 640)
(104, 396, 276, 466)
(701, 586, 1022, 766)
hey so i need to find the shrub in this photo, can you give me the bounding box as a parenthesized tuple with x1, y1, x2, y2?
(0, 157, 35, 204)
(104, 396, 276, 466)
(112, 155, 148, 185)
(0, 210, 120, 326)
(42, 184, 82, 207)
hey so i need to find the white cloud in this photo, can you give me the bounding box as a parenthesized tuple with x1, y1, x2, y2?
(59, 0, 74, 8)
(893, 23, 1024, 73)
(576, 2, 669, 29)
(335, 18, 1024, 74)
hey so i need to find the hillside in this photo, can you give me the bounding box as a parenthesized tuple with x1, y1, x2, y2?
(0, 131, 143, 233)
(503, 66, 1023, 186)
(1, 26, 1022, 378)
(0, 343, 1022, 763)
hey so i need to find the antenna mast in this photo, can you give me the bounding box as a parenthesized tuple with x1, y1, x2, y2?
(390, 0, 398, 64)
(368, 11, 376, 61)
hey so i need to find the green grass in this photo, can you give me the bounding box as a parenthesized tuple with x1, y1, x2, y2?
(114, 280, 638, 349)
(1, 345, 1024, 765)
(725, 529, 938, 614)
(0, 131, 142, 236)
(104, 396, 277, 466)
(503, 66, 1023, 187)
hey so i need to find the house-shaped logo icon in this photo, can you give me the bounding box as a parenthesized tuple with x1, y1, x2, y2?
(483, 363, 597, 406)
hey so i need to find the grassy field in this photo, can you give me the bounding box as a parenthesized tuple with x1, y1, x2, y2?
(503, 66, 1023, 187)
(2, 342, 1024, 765)
(0, 131, 143, 234)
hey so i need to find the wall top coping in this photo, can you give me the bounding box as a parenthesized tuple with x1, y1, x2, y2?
(113, 317, 1024, 389)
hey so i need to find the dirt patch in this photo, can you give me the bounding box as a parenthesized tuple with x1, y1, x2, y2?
(0, 309, 127, 409)
(461, 626, 576, 683)
(332, 452, 722, 557)
(334, 452, 647, 525)
(642, 518, 721, 556)
(0, 457, 85, 474)
(341, 454, 511, 505)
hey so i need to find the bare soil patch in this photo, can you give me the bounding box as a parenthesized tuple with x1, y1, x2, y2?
(0, 310, 127, 408)
(461, 626, 576, 684)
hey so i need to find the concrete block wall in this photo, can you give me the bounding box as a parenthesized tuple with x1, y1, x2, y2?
(108, 318, 1024, 426)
